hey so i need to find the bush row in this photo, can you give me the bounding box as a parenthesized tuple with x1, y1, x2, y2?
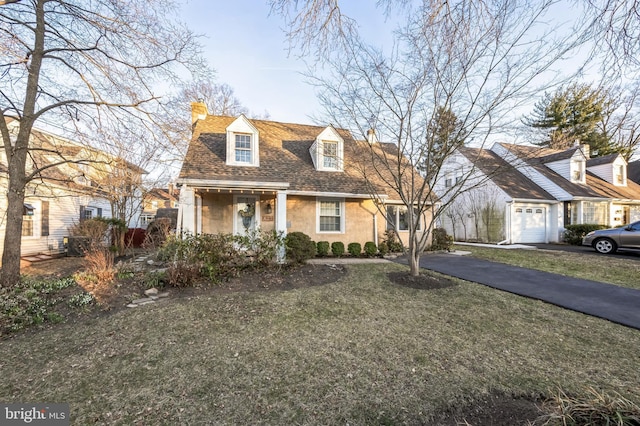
(563, 224, 608, 245)
(157, 229, 286, 287)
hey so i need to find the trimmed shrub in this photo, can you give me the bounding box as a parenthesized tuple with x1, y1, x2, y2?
(316, 241, 330, 257)
(331, 241, 345, 257)
(378, 241, 389, 256)
(564, 224, 608, 245)
(285, 232, 316, 264)
(364, 241, 377, 257)
(347, 242, 362, 257)
(382, 230, 403, 253)
(431, 228, 454, 251)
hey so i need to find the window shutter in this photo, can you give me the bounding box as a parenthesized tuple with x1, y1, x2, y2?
(79, 205, 86, 222)
(41, 201, 49, 236)
(97, 208, 103, 218)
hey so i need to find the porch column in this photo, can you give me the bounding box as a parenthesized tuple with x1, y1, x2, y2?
(196, 194, 202, 234)
(576, 201, 584, 224)
(276, 190, 287, 262)
(178, 185, 195, 236)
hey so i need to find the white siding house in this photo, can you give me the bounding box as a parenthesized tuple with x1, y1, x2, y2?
(438, 143, 640, 244)
(0, 119, 145, 262)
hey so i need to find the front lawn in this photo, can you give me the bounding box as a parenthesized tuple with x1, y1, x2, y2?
(1, 263, 638, 425)
(460, 246, 640, 290)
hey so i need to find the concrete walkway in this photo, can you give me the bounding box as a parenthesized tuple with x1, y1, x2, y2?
(411, 253, 640, 330)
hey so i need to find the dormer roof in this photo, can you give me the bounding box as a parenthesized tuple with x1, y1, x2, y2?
(179, 115, 424, 198)
(586, 153, 621, 167)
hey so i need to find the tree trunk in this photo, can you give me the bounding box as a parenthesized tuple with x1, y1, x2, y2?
(1, 1, 45, 287)
(409, 248, 421, 277)
(1, 163, 27, 287)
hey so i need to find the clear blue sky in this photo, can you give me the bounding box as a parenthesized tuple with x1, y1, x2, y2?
(178, 1, 598, 133)
(179, 0, 321, 123)
(179, 0, 391, 125)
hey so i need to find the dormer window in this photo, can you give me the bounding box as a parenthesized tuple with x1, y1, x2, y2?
(310, 126, 344, 172)
(323, 141, 338, 169)
(235, 134, 252, 163)
(570, 159, 585, 183)
(226, 115, 259, 167)
(614, 164, 626, 186)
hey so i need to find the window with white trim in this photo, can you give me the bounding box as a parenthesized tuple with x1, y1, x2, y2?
(614, 164, 625, 185)
(386, 205, 421, 231)
(226, 116, 260, 167)
(235, 134, 252, 163)
(323, 141, 338, 169)
(22, 204, 35, 237)
(583, 201, 608, 224)
(309, 126, 344, 171)
(317, 199, 344, 232)
(570, 159, 585, 183)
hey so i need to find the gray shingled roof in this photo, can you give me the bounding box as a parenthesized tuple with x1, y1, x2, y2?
(627, 160, 640, 184)
(179, 115, 425, 198)
(458, 147, 554, 200)
(495, 143, 640, 200)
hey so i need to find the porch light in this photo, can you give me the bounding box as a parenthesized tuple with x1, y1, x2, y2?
(265, 202, 272, 214)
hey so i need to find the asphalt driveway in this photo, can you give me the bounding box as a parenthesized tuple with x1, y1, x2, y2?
(409, 253, 640, 330)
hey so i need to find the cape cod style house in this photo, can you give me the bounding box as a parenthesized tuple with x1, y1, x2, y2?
(437, 142, 640, 244)
(176, 103, 431, 248)
(1, 117, 145, 263)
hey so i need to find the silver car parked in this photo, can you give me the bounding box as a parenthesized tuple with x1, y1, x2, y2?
(582, 220, 640, 254)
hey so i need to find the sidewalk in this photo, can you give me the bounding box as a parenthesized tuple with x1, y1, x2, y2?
(409, 253, 640, 330)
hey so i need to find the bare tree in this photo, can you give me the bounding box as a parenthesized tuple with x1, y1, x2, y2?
(0, 0, 205, 287)
(279, 0, 585, 275)
(182, 81, 249, 117)
(583, 0, 640, 75)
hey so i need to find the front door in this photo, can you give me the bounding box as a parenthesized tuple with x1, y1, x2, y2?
(234, 195, 260, 235)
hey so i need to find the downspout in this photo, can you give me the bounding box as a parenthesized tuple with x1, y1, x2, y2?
(497, 201, 512, 245)
(373, 213, 378, 246)
(176, 185, 184, 237)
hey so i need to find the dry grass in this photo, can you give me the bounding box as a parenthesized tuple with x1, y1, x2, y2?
(73, 245, 116, 302)
(1, 263, 638, 425)
(460, 246, 640, 290)
(540, 387, 640, 425)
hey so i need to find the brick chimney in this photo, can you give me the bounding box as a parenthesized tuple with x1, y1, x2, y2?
(191, 101, 209, 124)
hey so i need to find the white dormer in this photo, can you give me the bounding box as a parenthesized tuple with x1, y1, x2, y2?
(310, 126, 344, 172)
(226, 115, 259, 167)
(544, 149, 586, 184)
(569, 157, 586, 184)
(587, 154, 627, 186)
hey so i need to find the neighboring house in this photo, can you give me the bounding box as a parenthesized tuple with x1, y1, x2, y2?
(629, 160, 640, 186)
(176, 103, 431, 248)
(140, 186, 179, 228)
(0, 118, 145, 261)
(438, 143, 640, 244)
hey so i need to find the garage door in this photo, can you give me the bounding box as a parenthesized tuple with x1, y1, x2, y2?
(513, 206, 546, 243)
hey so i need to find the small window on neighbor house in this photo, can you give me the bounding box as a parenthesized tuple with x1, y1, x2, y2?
(536, 209, 543, 214)
(22, 204, 34, 237)
(235, 134, 252, 163)
(445, 178, 452, 188)
(526, 209, 532, 213)
(515, 208, 523, 213)
(615, 165, 624, 184)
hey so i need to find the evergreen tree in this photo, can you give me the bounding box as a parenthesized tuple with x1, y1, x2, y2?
(524, 83, 618, 156)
